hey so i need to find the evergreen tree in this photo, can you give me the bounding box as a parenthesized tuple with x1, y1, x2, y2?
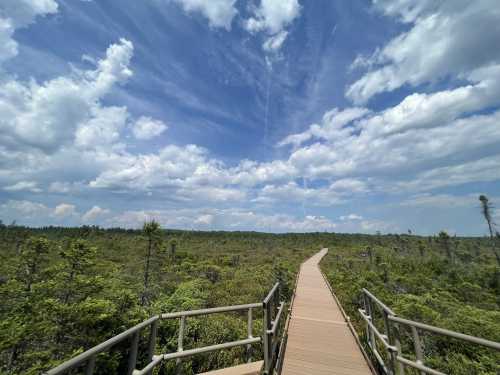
(479, 195, 500, 265)
(141, 220, 162, 306)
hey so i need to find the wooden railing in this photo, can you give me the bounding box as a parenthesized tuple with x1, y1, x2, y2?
(359, 288, 500, 375)
(45, 283, 286, 375)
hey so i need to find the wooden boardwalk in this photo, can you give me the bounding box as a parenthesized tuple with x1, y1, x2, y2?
(281, 248, 373, 375)
(197, 361, 263, 375)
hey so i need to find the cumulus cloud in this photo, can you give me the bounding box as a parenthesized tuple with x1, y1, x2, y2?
(108, 207, 336, 232)
(75, 106, 129, 149)
(399, 193, 478, 208)
(0, 38, 134, 153)
(0, 199, 50, 219)
(4, 180, 42, 193)
(255, 179, 368, 207)
(347, 0, 500, 103)
(278, 60, 500, 188)
(172, 0, 237, 30)
(360, 219, 398, 234)
(195, 214, 214, 225)
(0, 18, 17, 63)
(0, 0, 58, 64)
(390, 155, 500, 193)
(2, 0, 500, 234)
(0, 0, 59, 27)
(245, 0, 301, 52)
(132, 116, 168, 140)
(53, 203, 76, 217)
(245, 0, 300, 34)
(83, 142, 248, 203)
(278, 107, 370, 148)
(340, 214, 363, 221)
(256, 182, 342, 206)
(48, 181, 82, 193)
(82, 205, 110, 222)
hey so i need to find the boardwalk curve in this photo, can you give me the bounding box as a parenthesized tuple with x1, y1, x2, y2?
(281, 248, 373, 375)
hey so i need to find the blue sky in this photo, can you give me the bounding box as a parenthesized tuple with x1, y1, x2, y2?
(1, 0, 499, 235)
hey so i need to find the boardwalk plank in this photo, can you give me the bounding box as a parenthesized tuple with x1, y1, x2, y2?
(196, 361, 263, 375)
(281, 249, 372, 375)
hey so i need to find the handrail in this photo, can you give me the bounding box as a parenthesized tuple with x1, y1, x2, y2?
(389, 315, 500, 351)
(396, 356, 446, 375)
(362, 288, 395, 315)
(262, 281, 281, 375)
(161, 302, 262, 319)
(359, 289, 500, 375)
(263, 282, 279, 304)
(163, 337, 261, 361)
(45, 284, 285, 375)
(358, 309, 396, 351)
(45, 316, 160, 375)
(268, 302, 285, 336)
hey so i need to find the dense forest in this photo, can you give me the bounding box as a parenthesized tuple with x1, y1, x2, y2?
(1, 210, 499, 374)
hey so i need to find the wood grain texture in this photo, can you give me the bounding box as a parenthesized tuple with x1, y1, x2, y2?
(281, 249, 372, 375)
(196, 361, 263, 375)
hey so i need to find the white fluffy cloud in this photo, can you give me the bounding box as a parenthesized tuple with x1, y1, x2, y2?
(278, 57, 500, 189)
(0, 0, 58, 27)
(399, 193, 478, 208)
(347, 0, 500, 104)
(75, 106, 129, 149)
(53, 203, 76, 217)
(82, 205, 110, 222)
(0, 38, 134, 153)
(340, 214, 363, 221)
(4, 180, 41, 193)
(245, 0, 300, 34)
(391, 155, 500, 193)
(132, 116, 168, 140)
(108, 207, 336, 232)
(0, 18, 17, 63)
(195, 214, 214, 225)
(0, 199, 50, 220)
(0, 0, 58, 63)
(245, 0, 301, 52)
(255, 179, 368, 207)
(1, 0, 499, 235)
(172, 0, 237, 30)
(278, 107, 370, 148)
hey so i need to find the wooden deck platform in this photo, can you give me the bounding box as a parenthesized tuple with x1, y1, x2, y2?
(281, 248, 373, 375)
(197, 361, 263, 375)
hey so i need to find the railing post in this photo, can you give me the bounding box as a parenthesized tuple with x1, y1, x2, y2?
(275, 283, 281, 312)
(411, 326, 425, 375)
(176, 315, 186, 375)
(363, 293, 371, 348)
(364, 294, 376, 350)
(392, 322, 405, 375)
(247, 307, 253, 363)
(368, 299, 377, 349)
(85, 355, 96, 375)
(383, 311, 398, 375)
(146, 320, 158, 375)
(127, 331, 140, 375)
(263, 300, 272, 374)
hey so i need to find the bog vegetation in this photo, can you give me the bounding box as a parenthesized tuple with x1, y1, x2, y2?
(0, 196, 499, 374)
(0, 223, 321, 374)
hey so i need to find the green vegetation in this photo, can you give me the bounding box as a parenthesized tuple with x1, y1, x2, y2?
(0, 223, 323, 374)
(1, 196, 500, 374)
(321, 233, 500, 374)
